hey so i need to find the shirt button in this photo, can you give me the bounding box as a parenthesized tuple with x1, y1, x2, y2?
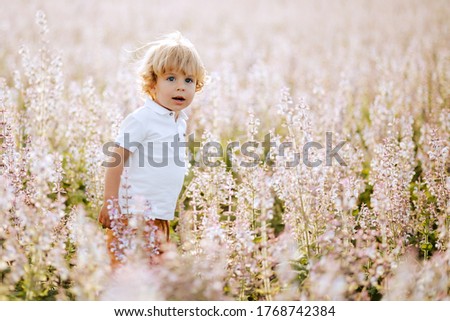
(169, 112, 173, 116)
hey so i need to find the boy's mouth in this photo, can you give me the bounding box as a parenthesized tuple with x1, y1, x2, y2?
(172, 96, 185, 101)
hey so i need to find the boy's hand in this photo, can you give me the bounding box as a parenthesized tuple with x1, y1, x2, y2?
(98, 204, 111, 229)
(100, 146, 129, 229)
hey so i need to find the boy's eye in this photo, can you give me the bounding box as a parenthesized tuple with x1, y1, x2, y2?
(167, 76, 175, 81)
(185, 78, 194, 84)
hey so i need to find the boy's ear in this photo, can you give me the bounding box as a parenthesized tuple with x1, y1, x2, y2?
(149, 84, 156, 99)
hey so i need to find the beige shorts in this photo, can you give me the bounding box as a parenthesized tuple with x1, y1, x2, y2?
(105, 216, 170, 268)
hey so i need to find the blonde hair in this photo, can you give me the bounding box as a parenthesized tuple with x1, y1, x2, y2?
(137, 31, 206, 98)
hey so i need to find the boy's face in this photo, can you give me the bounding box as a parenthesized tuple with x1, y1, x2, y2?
(151, 70, 196, 113)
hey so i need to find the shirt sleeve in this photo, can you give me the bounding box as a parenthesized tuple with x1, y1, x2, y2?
(114, 114, 146, 153)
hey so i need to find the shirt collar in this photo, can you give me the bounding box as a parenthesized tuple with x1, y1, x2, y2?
(145, 97, 189, 121)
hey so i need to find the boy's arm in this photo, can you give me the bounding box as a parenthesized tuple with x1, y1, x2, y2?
(98, 146, 131, 228)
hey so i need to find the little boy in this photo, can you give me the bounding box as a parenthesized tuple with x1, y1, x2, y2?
(98, 31, 206, 268)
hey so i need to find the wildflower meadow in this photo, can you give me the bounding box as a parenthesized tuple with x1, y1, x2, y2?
(0, 0, 449, 301)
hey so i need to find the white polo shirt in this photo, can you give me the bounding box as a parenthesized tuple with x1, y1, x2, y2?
(114, 97, 188, 220)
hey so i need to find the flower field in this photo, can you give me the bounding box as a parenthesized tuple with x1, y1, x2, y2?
(0, 0, 449, 300)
